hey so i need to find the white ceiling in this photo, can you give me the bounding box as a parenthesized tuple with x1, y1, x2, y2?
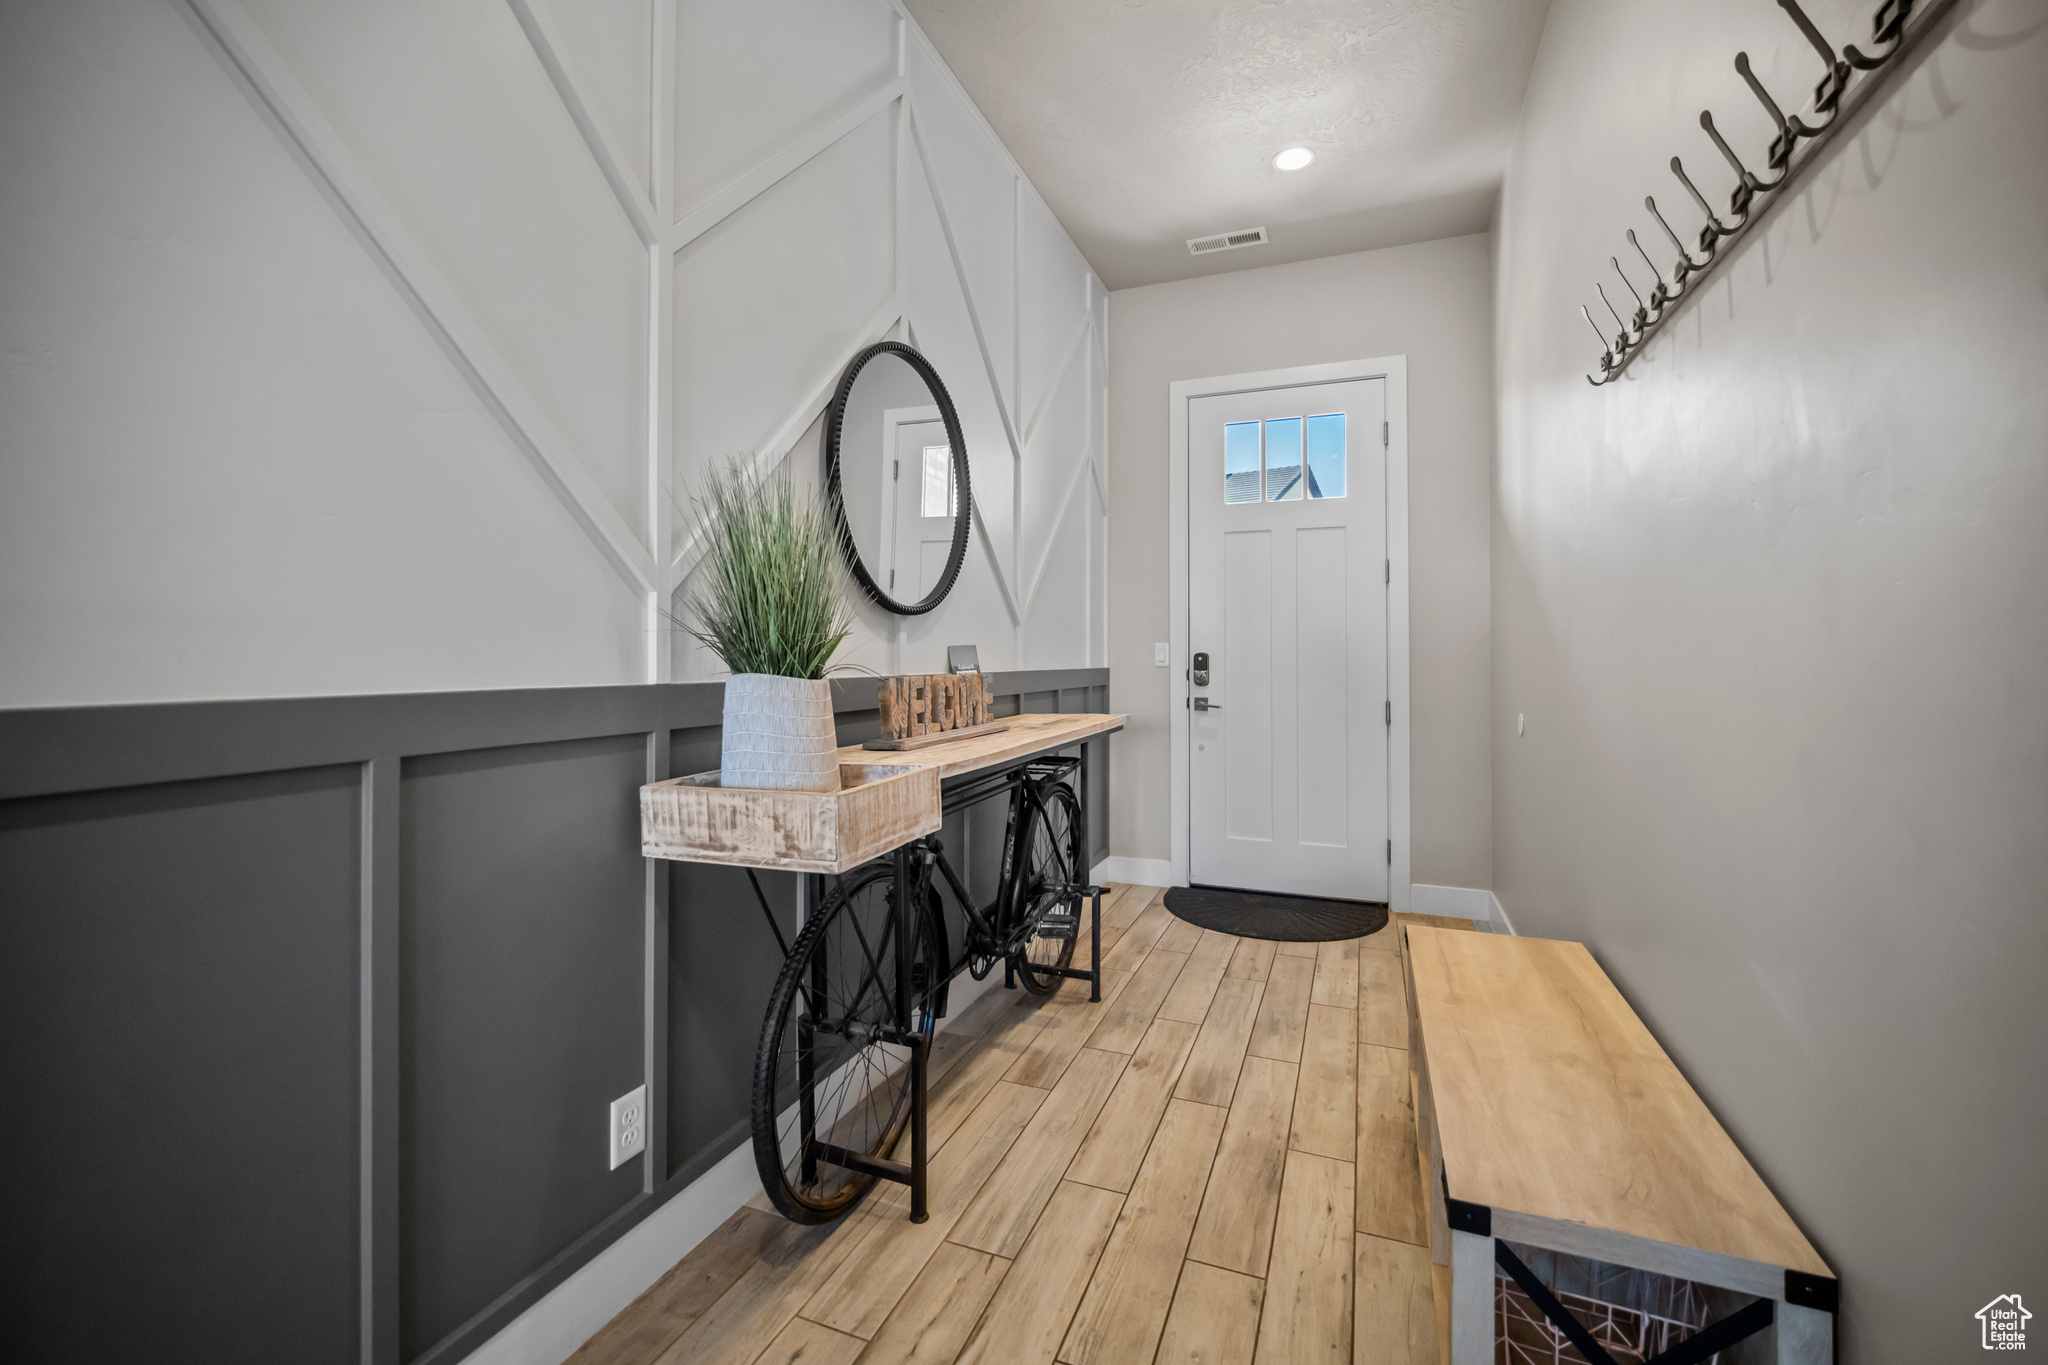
(902, 0, 1551, 289)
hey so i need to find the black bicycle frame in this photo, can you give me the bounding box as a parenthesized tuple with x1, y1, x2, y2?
(768, 743, 1103, 1225)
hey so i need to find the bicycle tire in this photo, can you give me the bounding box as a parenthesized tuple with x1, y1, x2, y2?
(1007, 779, 1082, 995)
(750, 864, 945, 1224)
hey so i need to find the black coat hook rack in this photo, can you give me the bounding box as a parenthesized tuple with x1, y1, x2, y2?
(1583, 0, 1959, 386)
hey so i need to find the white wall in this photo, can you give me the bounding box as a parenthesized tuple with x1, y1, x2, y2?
(1107, 236, 1495, 890)
(0, 0, 1106, 709)
(1494, 0, 2048, 1356)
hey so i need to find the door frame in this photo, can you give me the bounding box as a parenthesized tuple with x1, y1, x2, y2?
(1167, 356, 1412, 913)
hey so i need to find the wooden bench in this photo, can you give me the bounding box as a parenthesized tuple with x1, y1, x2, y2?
(1402, 925, 1836, 1364)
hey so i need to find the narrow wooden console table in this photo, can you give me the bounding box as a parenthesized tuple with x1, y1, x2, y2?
(642, 709, 1123, 1224)
(831, 709, 1125, 782)
(1403, 926, 1836, 1365)
(642, 710, 1125, 871)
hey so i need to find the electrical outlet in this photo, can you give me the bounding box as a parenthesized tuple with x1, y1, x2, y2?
(609, 1085, 647, 1170)
(1153, 642, 1168, 667)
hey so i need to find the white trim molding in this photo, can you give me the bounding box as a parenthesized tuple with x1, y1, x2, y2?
(185, 0, 663, 609)
(1092, 855, 1175, 888)
(1409, 883, 1516, 935)
(1167, 356, 1413, 912)
(1488, 891, 1516, 936)
(461, 1138, 758, 1365)
(462, 959, 1010, 1365)
(183, 0, 1105, 692)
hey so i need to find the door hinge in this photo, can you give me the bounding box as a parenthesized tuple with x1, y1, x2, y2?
(1385, 700, 1392, 725)
(1387, 839, 1392, 865)
(1385, 559, 1390, 584)
(889, 569, 895, 589)
(1383, 420, 1389, 447)
(892, 459, 899, 481)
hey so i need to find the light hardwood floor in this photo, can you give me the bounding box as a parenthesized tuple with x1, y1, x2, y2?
(569, 885, 1474, 1365)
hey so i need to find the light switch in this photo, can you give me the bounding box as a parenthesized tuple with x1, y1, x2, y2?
(1153, 642, 1168, 667)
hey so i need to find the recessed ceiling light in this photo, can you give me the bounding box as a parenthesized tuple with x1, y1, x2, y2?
(1273, 146, 1315, 171)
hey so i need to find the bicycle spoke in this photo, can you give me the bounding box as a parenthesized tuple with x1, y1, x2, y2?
(1008, 778, 1082, 995)
(841, 894, 898, 1023)
(753, 861, 936, 1222)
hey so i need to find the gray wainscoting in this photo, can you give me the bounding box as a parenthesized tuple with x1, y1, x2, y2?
(0, 670, 1108, 1365)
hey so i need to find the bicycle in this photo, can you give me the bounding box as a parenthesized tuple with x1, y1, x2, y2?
(748, 754, 1097, 1224)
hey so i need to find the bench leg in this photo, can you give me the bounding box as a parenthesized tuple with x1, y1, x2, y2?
(1449, 1230, 1493, 1365)
(1773, 1301, 1832, 1364)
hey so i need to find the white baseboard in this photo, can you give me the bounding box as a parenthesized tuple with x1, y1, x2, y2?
(1409, 883, 1515, 935)
(460, 960, 1009, 1365)
(462, 1137, 759, 1365)
(1092, 855, 1175, 888)
(1408, 883, 1492, 921)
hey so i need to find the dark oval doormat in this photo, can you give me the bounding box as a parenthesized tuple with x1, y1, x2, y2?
(1163, 885, 1389, 943)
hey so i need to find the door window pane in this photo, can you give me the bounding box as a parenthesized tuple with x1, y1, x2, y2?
(1224, 422, 1261, 504)
(1264, 417, 1303, 501)
(920, 445, 956, 518)
(1304, 413, 1346, 498)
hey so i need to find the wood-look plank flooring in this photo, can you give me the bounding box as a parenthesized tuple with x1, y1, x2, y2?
(571, 891, 1475, 1365)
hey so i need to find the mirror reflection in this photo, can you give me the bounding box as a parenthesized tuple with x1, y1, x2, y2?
(828, 345, 968, 613)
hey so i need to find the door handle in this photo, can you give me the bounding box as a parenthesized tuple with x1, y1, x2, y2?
(1193, 697, 1221, 712)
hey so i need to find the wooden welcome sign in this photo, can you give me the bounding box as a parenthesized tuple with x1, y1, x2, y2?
(865, 673, 1008, 751)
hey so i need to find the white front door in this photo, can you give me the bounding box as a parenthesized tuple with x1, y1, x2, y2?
(1188, 379, 1389, 900)
(888, 413, 955, 602)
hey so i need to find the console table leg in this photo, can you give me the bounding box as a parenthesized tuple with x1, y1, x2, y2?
(1088, 887, 1101, 1002)
(893, 844, 930, 1224)
(1772, 1301, 1832, 1364)
(1449, 1229, 1493, 1365)
(908, 1032, 929, 1224)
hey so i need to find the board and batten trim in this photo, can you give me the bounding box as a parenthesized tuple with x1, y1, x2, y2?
(185, 0, 662, 613)
(0, 669, 1105, 1365)
(169, 0, 1110, 691)
(460, 964, 1015, 1365)
(361, 756, 401, 1365)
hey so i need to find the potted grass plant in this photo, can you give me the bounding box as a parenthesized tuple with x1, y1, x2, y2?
(686, 460, 854, 792)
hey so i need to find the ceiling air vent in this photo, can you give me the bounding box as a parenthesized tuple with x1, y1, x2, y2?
(1186, 225, 1269, 256)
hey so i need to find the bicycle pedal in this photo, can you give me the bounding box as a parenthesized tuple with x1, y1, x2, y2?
(1035, 913, 1079, 940)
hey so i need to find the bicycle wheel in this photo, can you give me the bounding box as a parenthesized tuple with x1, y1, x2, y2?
(1007, 779, 1082, 995)
(751, 864, 945, 1224)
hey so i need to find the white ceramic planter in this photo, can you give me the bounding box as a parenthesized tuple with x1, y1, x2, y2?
(720, 674, 841, 792)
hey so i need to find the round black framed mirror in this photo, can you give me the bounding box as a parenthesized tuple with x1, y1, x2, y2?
(822, 341, 973, 616)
